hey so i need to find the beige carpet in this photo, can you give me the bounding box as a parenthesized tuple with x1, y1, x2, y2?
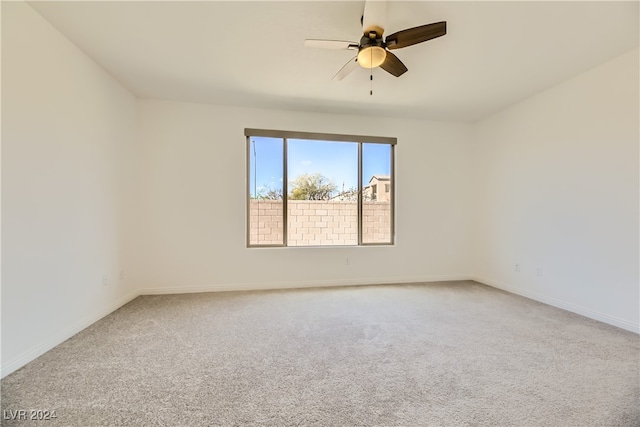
(1, 281, 638, 426)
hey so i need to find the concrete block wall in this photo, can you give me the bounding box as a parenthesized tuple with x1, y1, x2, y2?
(249, 200, 391, 245)
(363, 203, 392, 244)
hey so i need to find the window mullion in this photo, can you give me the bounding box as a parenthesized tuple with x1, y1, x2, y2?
(283, 138, 288, 247)
(246, 137, 251, 247)
(357, 142, 363, 246)
(390, 144, 395, 245)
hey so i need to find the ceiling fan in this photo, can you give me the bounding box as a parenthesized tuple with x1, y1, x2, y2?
(304, 0, 446, 80)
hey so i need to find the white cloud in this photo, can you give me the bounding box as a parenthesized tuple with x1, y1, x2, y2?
(301, 160, 312, 166)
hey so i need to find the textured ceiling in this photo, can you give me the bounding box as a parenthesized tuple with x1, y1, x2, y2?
(28, 1, 639, 122)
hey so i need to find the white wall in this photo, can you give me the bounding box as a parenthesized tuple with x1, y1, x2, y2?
(1, 2, 139, 376)
(131, 100, 474, 293)
(472, 48, 639, 332)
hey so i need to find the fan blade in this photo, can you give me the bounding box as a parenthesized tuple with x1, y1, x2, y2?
(379, 51, 407, 77)
(362, 0, 387, 37)
(385, 21, 446, 50)
(333, 57, 359, 81)
(304, 39, 358, 50)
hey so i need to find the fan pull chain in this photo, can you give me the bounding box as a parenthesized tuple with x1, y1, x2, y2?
(370, 48, 373, 95)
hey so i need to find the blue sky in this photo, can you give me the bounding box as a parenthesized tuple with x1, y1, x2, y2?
(249, 137, 391, 197)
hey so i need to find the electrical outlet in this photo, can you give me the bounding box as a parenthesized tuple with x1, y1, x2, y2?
(345, 257, 350, 266)
(119, 270, 125, 281)
(537, 267, 543, 277)
(102, 274, 108, 287)
(515, 264, 520, 272)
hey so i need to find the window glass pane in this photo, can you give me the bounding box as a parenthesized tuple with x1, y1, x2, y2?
(363, 143, 392, 244)
(249, 137, 284, 245)
(246, 130, 395, 248)
(287, 139, 358, 246)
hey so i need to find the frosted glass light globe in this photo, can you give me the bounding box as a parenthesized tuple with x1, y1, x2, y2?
(357, 46, 386, 68)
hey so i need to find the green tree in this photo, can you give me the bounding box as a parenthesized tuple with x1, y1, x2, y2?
(289, 173, 337, 200)
(333, 186, 373, 202)
(255, 186, 283, 200)
(250, 182, 283, 200)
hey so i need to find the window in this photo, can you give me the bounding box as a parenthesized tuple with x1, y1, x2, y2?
(246, 129, 395, 247)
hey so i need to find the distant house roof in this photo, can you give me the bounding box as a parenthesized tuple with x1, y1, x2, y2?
(369, 175, 390, 184)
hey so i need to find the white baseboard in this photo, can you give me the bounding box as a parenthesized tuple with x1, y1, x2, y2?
(474, 276, 639, 334)
(1, 290, 140, 379)
(137, 275, 474, 295)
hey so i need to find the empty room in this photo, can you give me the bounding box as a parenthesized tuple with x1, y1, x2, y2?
(1, 1, 638, 426)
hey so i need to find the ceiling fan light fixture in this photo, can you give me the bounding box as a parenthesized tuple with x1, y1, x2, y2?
(304, 1, 447, 80)
(357, 46, 386, 68)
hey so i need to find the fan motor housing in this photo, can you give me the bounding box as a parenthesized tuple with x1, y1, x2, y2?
(360, 34, 384, 50)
